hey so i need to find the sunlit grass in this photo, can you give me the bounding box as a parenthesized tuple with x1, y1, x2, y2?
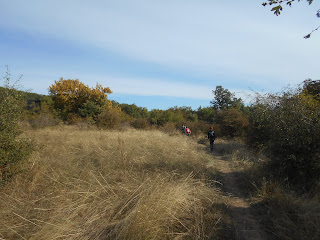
(0, 126, 226, 239)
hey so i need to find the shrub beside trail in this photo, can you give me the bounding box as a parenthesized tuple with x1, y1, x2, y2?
(0, 69, 32, 182)
(0, 127, 227, 239)
(220, 139, 320, 240)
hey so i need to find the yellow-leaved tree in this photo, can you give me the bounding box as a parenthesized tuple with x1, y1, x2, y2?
(49, 78, 117, 123)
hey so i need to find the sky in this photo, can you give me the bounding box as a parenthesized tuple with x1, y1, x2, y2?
(0, 0, 319, 110)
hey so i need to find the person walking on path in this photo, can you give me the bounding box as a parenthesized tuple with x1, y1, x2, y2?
(185, 127, 191, 136)
(181, 124, 186, 134)
(208, 126, 216, 151)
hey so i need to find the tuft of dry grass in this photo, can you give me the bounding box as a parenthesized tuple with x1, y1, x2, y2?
(0, 126, 226, 239)
(211, 139, 246, 155)
(252, 180, 320, 240)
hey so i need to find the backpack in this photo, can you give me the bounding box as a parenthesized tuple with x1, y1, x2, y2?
(209, 131, 215, 139)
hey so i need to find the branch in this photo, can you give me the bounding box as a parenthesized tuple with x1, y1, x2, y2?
(262, 0, 319, 38)
(262, 0, 304, 16)
(304, 25, 320, 39)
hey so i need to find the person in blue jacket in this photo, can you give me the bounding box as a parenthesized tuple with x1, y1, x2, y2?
(208, 126, 216, 151)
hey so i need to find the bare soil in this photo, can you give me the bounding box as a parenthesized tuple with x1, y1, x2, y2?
(208, 153, 269, 240)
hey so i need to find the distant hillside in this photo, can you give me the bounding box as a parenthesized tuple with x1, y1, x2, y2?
(0, 86, 48, 100)
(0, 86, 52, 111)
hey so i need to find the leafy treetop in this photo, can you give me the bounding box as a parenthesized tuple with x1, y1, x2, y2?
(210, 86, 243, 110)
(302, 79, 320, 101)
(49, 78, 112, 118)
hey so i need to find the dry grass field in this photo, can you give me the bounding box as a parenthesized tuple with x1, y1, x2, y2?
(0, 126, 228, 239)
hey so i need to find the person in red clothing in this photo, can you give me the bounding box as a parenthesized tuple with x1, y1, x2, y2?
(185, 127, 191, 136)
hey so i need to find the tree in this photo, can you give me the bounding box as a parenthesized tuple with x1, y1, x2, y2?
(302, 79, 320, 101)
(96, 105, 122, 129)
(49, 78, 112, 121)
(168, 106, 198, 122)
(216, 108, 249, 138)
(262, 0, 320, 38)
(118, 103, 149, 119)
(210, 86, 244, 110)
(197, 106, 216, 123)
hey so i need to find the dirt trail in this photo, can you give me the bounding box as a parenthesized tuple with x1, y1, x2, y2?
(209, 154, 268, 240)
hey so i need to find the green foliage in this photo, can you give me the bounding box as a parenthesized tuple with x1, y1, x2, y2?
(131, 118, 150, 129)
(21, 91, 61, 128)
(210, 86, 244, 110)
(262, 0, 314, 15)
(303, 79, 320, 102)
(78, 100, 103, 120)
(112, 102, 206, 128)
(96, 106, 122, 129)
(167, 106, 198, 122)
(245, 103, 271, 150)
(148, 107, 198, 126)
(149, 109, 170, 126)
(216, 108, 249, 138)
(0, 68, 32, 181)
(117, 103, 149, 119)
(19, 89, 47, 102)
(247, 89, 320, 188)
(209, 86, 247, 138)
(197, 106, 216, 123)
(49, 78, 112, 121)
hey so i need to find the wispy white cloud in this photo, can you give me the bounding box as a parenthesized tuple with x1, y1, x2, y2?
(101, 76, 213, 100)
(19, 67, 264, 105)
(16, 69, 212, 100)
(1, 0, 319, 103)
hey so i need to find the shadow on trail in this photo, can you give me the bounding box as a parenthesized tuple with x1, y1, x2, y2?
(215, 171, 248, 199)
(225, 206, 268, 240)
(201, 141, 243, 158)
(214, 170, 269, 240)
(205, 149, 270, 240)
(213, 142, 245, 156)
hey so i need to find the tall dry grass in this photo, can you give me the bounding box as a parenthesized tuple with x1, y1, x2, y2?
(249, 179, 320, 240)
(0, 126, 226, 239)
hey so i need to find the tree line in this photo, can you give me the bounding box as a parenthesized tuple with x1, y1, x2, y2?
(1, 72, 320, 191)
(17, 78, 250, 138)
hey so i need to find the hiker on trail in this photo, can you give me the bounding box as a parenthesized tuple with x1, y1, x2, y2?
(208, 126, 216, 151)
(185, 127, 191, 136)
(181, 124, 186, 134)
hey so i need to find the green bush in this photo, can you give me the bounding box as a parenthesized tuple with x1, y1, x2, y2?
(216, 108, 249, 138)
(96, 106, 121, 129)
(247, 90, 320, 188)
(0, 69, 32, 182)
(131, 118, 150, 129)
(78, 100, 103, 120)
(196, 106, 216, 123)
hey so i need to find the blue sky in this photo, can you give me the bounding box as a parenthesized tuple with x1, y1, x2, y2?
(1, 0, 319, 110)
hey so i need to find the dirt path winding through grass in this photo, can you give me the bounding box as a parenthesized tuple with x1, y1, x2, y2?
(209, 154, 268, 240)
